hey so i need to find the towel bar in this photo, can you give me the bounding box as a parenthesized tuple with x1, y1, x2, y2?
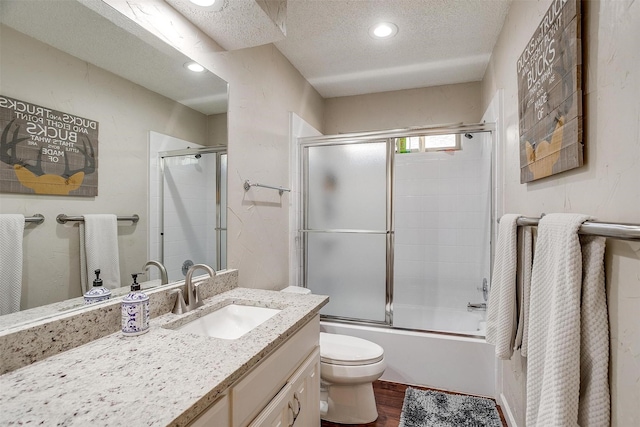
(25, 214, 45, 224)
(244, 180, 290, 195)
(56, 214, 140, 224)
(502, 215, 640, 242)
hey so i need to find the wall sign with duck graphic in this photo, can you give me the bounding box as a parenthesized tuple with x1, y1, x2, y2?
(0, 95, 98, 196)
(517, 0, 583, 183)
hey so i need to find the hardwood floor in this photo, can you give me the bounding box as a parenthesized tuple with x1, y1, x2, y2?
(320, 380, 507, 427)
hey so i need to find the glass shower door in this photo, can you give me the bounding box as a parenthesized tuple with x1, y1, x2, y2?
(303, 140, 391, 323)
(162, 150, 224, 282)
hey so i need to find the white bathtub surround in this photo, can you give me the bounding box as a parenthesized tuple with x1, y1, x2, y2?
(393, 137, 492, 331)
(321, 321, 495, 397)
(0, 214, 25, 315)
(392, 304, 486, 336)
(526, 214, 610, 427)
(486, 214, 520, 359)
(80, 214, 121, 291)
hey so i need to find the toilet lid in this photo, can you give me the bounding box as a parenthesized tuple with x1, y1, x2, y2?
(319, 332, 384, 366)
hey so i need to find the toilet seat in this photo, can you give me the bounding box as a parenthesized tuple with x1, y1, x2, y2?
(320, 332, 384, 366)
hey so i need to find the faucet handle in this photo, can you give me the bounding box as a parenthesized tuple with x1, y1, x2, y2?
(193, 282, 205, 309)
(170, 289, 188, 314)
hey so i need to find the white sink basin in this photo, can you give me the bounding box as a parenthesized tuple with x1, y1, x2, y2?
(176, 304, 281, 340)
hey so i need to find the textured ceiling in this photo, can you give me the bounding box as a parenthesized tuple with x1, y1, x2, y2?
(273, 0, 512, 98)
(165, 0, 288, 50)
(0, 0, 228, 115)
(163, 0, 511, 98)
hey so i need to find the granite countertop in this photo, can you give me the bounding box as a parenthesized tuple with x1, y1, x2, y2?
(0, 288, 328, 426)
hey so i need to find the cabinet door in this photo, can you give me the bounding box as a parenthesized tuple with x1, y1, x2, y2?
(232, 319, 319, 427)
(247, 383, 293, 427)
(188, 395, 229, 427)
(290, 348, 320, 427)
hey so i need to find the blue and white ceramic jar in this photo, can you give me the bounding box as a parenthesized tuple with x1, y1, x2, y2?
(121, 274, 150, 336)
(84, 269, 112, 305)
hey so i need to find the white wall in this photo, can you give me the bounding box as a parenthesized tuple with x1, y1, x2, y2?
(0, 25, 208, 309)
(323, 82, 483, 134)
(481, 1, 640, 425)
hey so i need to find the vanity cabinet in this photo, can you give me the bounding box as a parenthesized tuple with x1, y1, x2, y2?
(249, 348, 320, 427)
(188, 315, 320, 427)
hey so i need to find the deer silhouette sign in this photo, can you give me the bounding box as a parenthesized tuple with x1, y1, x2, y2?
(1, 119, 96, 195)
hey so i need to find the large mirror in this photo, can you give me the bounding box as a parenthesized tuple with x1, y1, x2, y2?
(0, 0, 228, 327)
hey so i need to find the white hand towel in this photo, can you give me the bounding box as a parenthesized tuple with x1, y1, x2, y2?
(526, 213, 610, 427)
(486, 214, 520, 359)
(0, 214, 25, 315)
(80, 214, 121, 291)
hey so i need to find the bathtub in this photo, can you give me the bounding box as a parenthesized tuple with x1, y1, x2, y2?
(392, 304, 487, 336)
(320, 316, 496, 397)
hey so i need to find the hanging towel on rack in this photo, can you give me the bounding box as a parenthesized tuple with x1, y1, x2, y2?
(486, 213, 520, 359)
(514, 226, 533, 357)
(526, 213, 610, 427)
(80, 214, 121, 292)
(0, 214, 25, 315)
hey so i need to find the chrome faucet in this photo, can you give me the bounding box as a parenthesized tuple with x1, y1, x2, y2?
(183, 264, 216, 311)
(142, 260, 169, 285)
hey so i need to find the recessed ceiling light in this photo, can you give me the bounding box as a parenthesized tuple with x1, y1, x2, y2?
(369, 22, 398, 39)
(189, 0, 216, 6)
(184, 61, 205, 72)
(188, 0, 225, 11)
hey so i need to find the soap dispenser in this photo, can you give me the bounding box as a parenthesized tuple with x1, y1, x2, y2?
(121, 273, 150, 336)
(84, 269, 112, 304)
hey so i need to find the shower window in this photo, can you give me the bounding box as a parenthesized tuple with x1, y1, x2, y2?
(424, 134, 460, 151)
(395, 134, 460, 153)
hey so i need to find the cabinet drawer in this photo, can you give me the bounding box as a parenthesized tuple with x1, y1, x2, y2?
(232, 316, 319, 427)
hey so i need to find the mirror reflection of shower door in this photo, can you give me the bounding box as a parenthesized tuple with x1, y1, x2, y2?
(162, 150, 225, 282)
(303, 140, 391, 323)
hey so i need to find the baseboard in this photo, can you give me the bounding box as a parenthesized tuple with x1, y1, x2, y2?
(497, 392, 518, 427)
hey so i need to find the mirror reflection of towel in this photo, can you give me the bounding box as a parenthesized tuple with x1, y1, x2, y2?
(80, 214, 121, 292)
(0, 214, 25, 315)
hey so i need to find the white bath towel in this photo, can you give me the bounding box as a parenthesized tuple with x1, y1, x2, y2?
(0, 214, 25, 315)
(577, 234, 610, 427)
(80, 214, 121, 291)
(486, 214, 520, 359)
(514, 226, 533, 357)
(526, 213, 610, 427)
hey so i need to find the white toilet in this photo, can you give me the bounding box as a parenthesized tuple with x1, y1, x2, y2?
(281, 287, 386, 424)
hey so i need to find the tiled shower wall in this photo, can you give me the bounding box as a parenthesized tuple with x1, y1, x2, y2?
(393, 135, 492, 313)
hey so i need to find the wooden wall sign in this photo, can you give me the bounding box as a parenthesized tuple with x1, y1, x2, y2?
(0, 95, 98, 196)
(517, 0, 582, 183)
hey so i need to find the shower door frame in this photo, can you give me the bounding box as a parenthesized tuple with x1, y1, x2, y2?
(159, 146, 227, 272)
(300, 138, 395, 325)
(298, 122, 495, 331)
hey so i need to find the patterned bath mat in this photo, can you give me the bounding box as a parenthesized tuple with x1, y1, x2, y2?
(399, 387, 503, 427)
